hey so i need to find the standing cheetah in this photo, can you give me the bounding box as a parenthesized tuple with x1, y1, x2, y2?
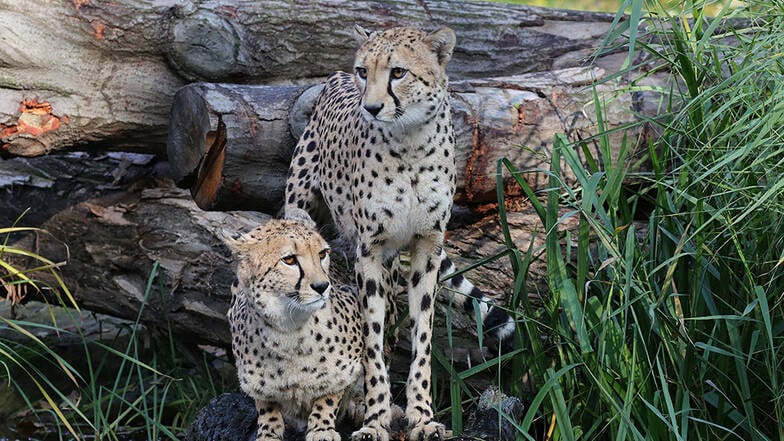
(285, 26, 515, 441)
(227, 215, 364, 441)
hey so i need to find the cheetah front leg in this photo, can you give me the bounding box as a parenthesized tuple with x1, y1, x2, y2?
(406, 236, 446, 441)
(284, 120, 321, 218)
(306, 391, 344, 441)
(351, 245, 392, 441)
(254, 400, 285, 441)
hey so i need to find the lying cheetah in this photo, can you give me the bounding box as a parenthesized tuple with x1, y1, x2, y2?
(227, 214, 364, 441)
(285, 26, 515, 441)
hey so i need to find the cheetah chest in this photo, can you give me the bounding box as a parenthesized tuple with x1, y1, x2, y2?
(236, 301, 363, 418)
(363, 161, 454, 248)
(349, 127, 456, 244)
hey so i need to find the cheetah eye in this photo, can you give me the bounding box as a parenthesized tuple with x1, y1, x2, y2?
(281, 255, 297, 266)
(390, 67, 407, 80)
(318, 248, 330, 260)
(355, 66, 368, 80)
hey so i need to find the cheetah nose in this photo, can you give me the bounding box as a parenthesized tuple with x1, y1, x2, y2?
(364, 103, 383, 117)
(311, 282, 330, 295)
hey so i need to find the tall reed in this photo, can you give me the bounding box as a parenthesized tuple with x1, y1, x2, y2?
(441, 1, 783, 439)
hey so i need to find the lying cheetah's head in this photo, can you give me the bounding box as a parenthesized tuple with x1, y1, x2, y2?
(352, 25, 456, 128)
(228, 217, 331, 330)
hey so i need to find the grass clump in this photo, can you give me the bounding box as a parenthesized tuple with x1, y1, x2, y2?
(1, 215, 83, 438)
(440, 0, 783, 439)
(1, 223, 230, 440)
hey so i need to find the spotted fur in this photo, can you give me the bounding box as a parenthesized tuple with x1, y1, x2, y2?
(284, 26, 514, 441)
(227, 218, 364, 441)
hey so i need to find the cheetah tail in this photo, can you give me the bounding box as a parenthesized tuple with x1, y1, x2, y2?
(437, 251, 516, 353)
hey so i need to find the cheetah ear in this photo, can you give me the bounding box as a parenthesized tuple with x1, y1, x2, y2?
(284, 208, 317, 228)
(219, 225, 260, 256)
(425, 27, 456, 67)
(353, 24, 373, 44)
(222, 231, 252, 256)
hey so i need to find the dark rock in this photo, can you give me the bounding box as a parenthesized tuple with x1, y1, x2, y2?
(186, 388, 524, 441)
(185, 393, 257, 441)
(183, 392, 362, 441)
(460, 387, 525, 441)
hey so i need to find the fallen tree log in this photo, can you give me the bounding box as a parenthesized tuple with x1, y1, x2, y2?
(0, 0, 626, 157)
(167, 66, 652, 212)
(1, 153, 551, 348)
(6, 179, 268, 346)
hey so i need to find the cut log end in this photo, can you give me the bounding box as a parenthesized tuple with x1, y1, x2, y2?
(166, 85, 212, 188)
(192, 118, 227, 210)
(165, 83, 310, 214)
(169, 10, 242, 81)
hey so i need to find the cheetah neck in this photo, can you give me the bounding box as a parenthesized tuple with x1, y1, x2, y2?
(264, 313, 313, 336)
(282, 308, 314, 331)
(255, 301, 316, 334)
(372, 99, 452, 154)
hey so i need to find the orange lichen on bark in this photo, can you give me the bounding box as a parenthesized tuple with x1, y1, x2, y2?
(0, 98, 63, 140)
(461, 119, 493, 203)
(513, 99, 543, 134)
(1, 124, 17, 138)
(92, 21, 106, 40)
(19, 98, 53, 115)
(73, 0, 89, 10)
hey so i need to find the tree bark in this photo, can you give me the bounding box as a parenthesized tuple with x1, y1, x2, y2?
(4, 177, 540, 348)
(1, 152, 549, 348)
(166, 82, 311, 212)
(0, 0, 624, 157)
(0, 0, 652, 345)
(6, 178, 268, 346)
(167, 66, 652, 212)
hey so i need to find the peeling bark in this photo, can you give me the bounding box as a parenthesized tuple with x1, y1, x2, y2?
(0, 99, 65, 139)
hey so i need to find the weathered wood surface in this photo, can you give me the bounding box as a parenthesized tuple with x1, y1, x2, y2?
(6, 179, 265, 346)
(167, 66, 651, 212)
(166, 83, 311, 212)
(1, 153, 549, 348)
(0, 0, 625, 157)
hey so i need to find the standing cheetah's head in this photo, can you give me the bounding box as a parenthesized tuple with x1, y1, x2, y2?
(227, 218, 332, 330)
(352, 25, 456, 128)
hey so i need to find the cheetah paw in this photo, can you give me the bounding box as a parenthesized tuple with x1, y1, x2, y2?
(409, 420, 445, 441)
(306, 428, 341, 441)
(350, 425, 389, 441)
